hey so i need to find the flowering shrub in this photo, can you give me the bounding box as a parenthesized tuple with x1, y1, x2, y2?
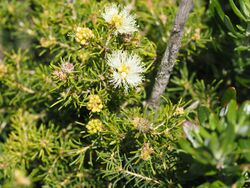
(0, 0, 249, 187)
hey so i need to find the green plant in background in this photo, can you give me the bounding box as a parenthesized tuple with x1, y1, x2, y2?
(134, 0, 211, 56)
(170, 64, 222, 110)
(211, 0, 250, 51)
(178, 96, 250, 187)
(209, 0, 250, 93)
(0, 0, 185, 187)
(0, 0, 249, 187)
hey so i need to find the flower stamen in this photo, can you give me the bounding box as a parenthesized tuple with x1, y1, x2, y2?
(110, 14, 123, 27)
(118, 64, 129, 78)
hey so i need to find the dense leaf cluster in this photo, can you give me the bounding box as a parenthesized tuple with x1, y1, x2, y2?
(0, 0, 249, 187)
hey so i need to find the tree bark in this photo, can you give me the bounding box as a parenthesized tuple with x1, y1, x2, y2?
(0, 46, 3, 61)
(147, 0, 194, 109)
(0, 30, 3, 61)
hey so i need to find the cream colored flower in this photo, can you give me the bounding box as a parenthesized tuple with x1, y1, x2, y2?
(174, 107, 184, 116)
(40, 36, 56, 47)
(86, 119, 103, 134)
(0, 63, 7, 78)
(52, 70, 67, 81)
(107, 50, 144, 90)
(192, 28, 201, 41)
(102, 4, 138, 34)
(52, 62, 74, 81)
(87, 95, 103, 113)
(75, 27, 94, 45)
(61, 62, 74, 74)
(132, 117, 151, 133)
(140, 143, 153, 161)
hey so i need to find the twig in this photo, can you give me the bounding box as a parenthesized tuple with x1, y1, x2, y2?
(12, 82, 35, 94)
(119, 169, 160, 185)
(0, 46, 3, 61)
(0, 30, 4, 61)
(147, 0, 194, 109)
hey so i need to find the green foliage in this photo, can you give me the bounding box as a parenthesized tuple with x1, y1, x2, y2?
(169, 64, 222, 109)
(0, 0, 249, 187)
(210, 0, 250, 49)
(209, 0, 250, 91)
(178, 99, 250, 187)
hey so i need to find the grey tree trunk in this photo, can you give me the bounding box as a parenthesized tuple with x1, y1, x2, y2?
(147, 0, 194, 109)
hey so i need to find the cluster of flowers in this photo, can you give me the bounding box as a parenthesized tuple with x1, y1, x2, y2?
(87, 95, 103, 113)
(75, 27, 94, 45)
(51, 4, 149, 139)
(53, 61, 74, 81)
(74, 4, 145, 90)
(81, 5, 145, 134)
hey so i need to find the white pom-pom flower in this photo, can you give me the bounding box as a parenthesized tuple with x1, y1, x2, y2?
(102, 4, 138, 34)
(107, 50, 145, 90)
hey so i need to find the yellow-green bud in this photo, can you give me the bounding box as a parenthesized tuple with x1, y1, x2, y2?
(86, 119, 104, 134)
